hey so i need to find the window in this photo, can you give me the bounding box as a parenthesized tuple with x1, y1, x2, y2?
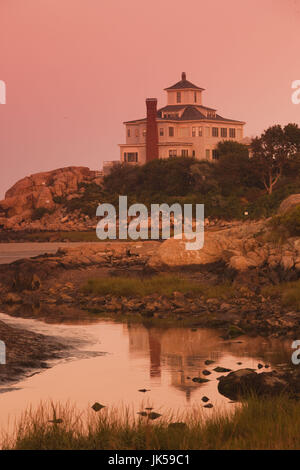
(192, 150, 195, 157)
(159, 128, 164, 136)
(205, 149, 210, 159)
(229, 128, 236, 138)
(176, 92, 181, 103)
(198, 127, 203, 136)
(169, 127, 174, 137)
(207, 111, 215, 118)
(194, 92, 197, 103)
(212, 127, 219, 137)
(192, 127, 196, 137)
(169, 149, 177, 157)
(125, 152, 138, 162)
(212, 149, 219, 160)
(165, 113, 179, 119)
(142, 129, 146, 137)
(135, 129, 139, 137)
(221, 128, 227, 138)
(206, 127, 210, 137)
(181, 149, 188, 157)
(127, 129, 131, 137)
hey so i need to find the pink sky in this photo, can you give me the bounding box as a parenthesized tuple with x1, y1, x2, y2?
(0, 0, 299, 198)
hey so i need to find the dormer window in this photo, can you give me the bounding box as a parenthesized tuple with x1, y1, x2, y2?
(194, 92, 197, 103)
(176, 92, 181, 103)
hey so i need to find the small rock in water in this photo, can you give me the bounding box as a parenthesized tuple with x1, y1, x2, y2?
(137, 411, 148, 417)
(213, 367, 232, 373)
(203, 403, 213, 409)
(145, 407, 153, 411)
(192, 377, 210, 383)
(148, 412, 162, 420)
(265, 364, 270, 368)
(138, 389, 150, 393)
(201, 396, 210, 403)
(92, 402, 106, 412)
(237, 362, 242, 365)
(202, 370, 211, 376)
(257, 363, 263, 369)
(48, 419, 63, 424)
(204, 360, 215, 365)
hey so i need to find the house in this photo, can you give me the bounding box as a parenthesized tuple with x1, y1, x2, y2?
(119, 72, 245, 164)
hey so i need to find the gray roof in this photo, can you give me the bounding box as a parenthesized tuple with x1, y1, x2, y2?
(165, 72, 204, 91)
(124, 105, 245, 124)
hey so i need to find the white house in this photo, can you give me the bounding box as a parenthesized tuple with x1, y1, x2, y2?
(119, 72, 246, 164)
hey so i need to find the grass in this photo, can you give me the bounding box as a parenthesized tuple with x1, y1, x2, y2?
(3, 396, 300, 450)
(262, 279, 300, 310)
(81, 275, 237, 299)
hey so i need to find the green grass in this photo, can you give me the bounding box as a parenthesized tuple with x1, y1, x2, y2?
(81, 275, 237, 299)
(3, 396, 300, 450)
(262, 279, 300, 310)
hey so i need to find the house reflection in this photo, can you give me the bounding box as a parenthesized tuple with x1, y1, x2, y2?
(126, 323, 291, 402)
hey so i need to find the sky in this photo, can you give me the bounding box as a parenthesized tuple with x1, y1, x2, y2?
(0, 0, 300, 198)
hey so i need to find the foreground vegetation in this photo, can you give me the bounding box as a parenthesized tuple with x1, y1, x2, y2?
(262, 279, 300, 310)
(81, 275, 237, 299)
(3, 396, 300, 450)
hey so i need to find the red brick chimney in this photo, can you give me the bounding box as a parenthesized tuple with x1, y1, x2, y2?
(146, 98, 159, 162)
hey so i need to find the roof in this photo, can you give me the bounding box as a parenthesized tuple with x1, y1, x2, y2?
(124, 105, 245, 124)
(164, 72, 205, 91)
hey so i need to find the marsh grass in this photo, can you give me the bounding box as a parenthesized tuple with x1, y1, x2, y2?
(262, 279, 300, 310)
(3, 396, 300, 450)
(81, 275, 237, 299)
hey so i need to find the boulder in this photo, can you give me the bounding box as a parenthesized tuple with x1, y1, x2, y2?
(148, 222, 265, 270)
(218, 368, 291, 400)
(278, 194, 300, 215)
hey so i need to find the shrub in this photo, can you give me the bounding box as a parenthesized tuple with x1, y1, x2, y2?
(31, 207, 53, 220)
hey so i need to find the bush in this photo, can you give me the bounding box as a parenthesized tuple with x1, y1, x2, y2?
(269, 205, 300, 238)
(32, 207, 53, 220)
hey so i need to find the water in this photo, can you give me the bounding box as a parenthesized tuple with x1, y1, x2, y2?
(0, 242, 101, 264)
(0, 311, 292, 434)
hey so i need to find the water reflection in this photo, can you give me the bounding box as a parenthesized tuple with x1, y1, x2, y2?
(127, 323, 292, 403)
(0, 314, 294, 435)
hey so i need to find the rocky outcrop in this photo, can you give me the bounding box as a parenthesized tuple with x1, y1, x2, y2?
(218, 368, 300, 400)
(0, 166, 102, 231)
(148, 220, 300, 273)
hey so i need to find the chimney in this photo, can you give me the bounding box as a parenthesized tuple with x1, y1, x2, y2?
(181, 72, 186, 81)
(146, 98, 159, 162)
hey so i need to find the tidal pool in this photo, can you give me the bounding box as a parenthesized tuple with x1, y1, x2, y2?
(0, 311, 293, 434)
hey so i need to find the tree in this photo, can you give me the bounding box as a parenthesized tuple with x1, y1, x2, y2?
(214, 141, 252, 193)
(250, 124, 300, 195)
